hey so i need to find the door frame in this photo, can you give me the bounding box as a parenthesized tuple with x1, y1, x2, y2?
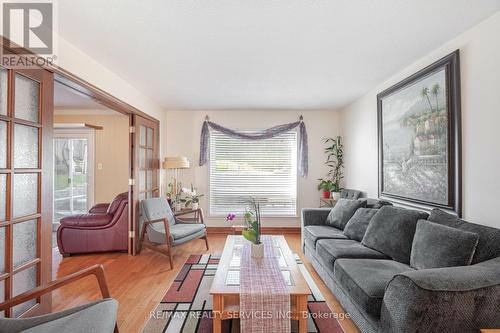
(53, 128, 96, 225)
(1, 37, 161, 257)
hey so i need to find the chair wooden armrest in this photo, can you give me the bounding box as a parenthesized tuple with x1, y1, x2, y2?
(175, 208, 205, 224)
(0, 264, 118, 333)
(0, 264, 111, 312)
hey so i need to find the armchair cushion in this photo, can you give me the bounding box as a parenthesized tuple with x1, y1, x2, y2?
(141, 197, 176, 227)
(146, 220, 206, 244)
(410, 220, 479, 269)
(0, 299, 117, 333)
(170, 223, 206, 240)
(60, 214, 113, 227)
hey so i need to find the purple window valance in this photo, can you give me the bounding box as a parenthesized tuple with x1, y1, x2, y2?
(199, 116, 308, 177)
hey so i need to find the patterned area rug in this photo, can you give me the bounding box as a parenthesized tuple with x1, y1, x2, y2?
(142, 254, 345, 333)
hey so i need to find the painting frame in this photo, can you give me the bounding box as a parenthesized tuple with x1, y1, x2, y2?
(377, 50, 462, 216)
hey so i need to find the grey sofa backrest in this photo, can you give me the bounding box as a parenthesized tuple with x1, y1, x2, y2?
(340, 189, 362, 200)
(428, 209, 500, 264)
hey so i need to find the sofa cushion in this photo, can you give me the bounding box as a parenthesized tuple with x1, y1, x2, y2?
(343, 208, 379, 241)
(326, 199, 367, 230)
(334, 259, 413, 317)
(362, 206, 429, 264)
(428, 208, 500, 264)
(304, 225, 347, 250)
(317, 239, 389, 268)
(411, 220, 479, 270)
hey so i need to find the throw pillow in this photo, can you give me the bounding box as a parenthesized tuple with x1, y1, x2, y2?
(361, 206, 429, 264)
(343, 208, 379, 242)
(325, 199, 367, 230)
(410, 220, 479, 269)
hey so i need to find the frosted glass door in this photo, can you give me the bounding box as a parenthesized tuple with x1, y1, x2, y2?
(0, 66, 53, 317)
(132, 115, 159, 255)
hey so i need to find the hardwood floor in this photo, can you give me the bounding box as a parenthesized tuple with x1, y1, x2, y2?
(52, 234, 360, 333)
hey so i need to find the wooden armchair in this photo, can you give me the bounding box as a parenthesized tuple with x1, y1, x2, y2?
(139, 198, 209, 269)
(0, 265, 118, 333)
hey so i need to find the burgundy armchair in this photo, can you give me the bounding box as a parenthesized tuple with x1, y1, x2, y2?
(57, 192, 129, 256)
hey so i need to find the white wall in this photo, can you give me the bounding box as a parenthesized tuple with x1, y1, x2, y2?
(339, 11, 500, 227)
(55, 35, 168, 188)
(165, 110, 340, 227)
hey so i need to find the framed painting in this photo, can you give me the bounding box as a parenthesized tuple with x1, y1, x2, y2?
(377, 50, 462, 216)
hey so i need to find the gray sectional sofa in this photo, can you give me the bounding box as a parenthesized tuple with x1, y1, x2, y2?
(301, 199, 500, 333)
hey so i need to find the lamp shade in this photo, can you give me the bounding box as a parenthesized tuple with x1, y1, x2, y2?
(163, 156, 190, 169)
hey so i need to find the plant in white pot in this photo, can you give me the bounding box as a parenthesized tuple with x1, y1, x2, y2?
(184, 184, 204, 210)
(242, 197, 263, 258)
(320, 136, 344, 200)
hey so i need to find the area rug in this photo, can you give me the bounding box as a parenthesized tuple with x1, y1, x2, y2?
(141, 254, 345, 333)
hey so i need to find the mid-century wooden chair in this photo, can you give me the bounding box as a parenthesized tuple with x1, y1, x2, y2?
(139, 198, 209, 269)
(0, 265, 118, 333)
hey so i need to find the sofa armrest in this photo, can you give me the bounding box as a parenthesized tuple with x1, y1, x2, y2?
(381, 257, 500, 333)
(301, 208, 332, 227)
(301, 208, 332, 251)
(89, 203, 110, 214)
(60, 214, 113, 227)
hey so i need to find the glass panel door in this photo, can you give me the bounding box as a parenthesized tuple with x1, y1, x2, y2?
(53, 130, 94, 224)
(132, 115, 159, 255)
(0, 66, 53, 317)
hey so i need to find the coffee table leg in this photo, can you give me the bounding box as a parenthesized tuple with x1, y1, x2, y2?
(213, 294, 222, 333)
(298, 295, 308, 333)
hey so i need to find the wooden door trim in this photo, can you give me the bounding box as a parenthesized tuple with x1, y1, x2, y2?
(1, 37, 159, 123)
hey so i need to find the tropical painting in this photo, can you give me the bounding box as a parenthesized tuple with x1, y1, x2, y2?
(381, 70, 448, 203)
(378, 51, 461, 214)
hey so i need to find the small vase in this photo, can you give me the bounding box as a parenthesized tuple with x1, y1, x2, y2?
(322, 191, 331, 199)
(251, 243, 264, 259)
(331, 192, 341, 200)
(191, 202, 199, 210)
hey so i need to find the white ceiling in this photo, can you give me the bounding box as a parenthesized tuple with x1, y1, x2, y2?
(56, 0, 500, 111)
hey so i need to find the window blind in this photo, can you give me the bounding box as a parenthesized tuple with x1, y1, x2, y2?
(209, 130, 298, 216)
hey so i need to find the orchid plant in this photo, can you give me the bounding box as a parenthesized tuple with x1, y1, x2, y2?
(182, 184, 204, 207)
(226, 197, 261, 245)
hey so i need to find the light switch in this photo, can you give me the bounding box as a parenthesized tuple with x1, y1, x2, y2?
(97, 163, 103, 170)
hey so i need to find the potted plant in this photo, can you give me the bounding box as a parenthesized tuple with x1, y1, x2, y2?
(242, 197, 263, 258)
(319, 136, 344, 200)
(184, 184, 204, 210)
(317, 179, 335, 198)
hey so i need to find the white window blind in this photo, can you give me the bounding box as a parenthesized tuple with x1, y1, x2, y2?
(209, 130, 298, 217)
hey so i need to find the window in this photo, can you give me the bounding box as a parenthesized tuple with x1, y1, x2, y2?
(209, 130, 297, 216)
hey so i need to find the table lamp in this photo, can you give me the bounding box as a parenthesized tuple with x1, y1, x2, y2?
(163, 156, 190, 197)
